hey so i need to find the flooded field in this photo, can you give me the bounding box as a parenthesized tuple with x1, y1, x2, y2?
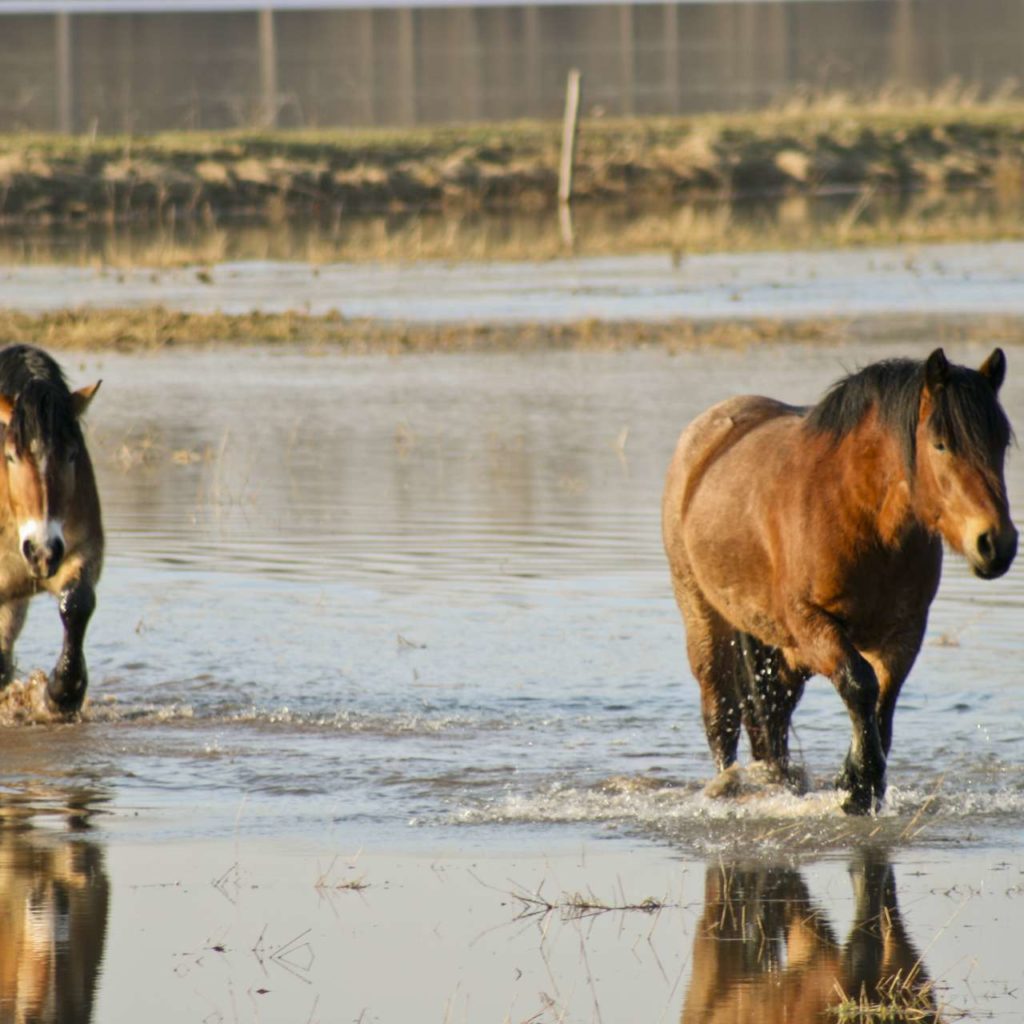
(0, 255, 1022, 1020)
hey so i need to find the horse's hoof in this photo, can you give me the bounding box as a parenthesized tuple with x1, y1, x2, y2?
(704, 764, 742, 798)
(840, 784, 883, 816)
(783, 763, 811, 795)
(841, 793, 871, 816)
(46, 673, 86, 717)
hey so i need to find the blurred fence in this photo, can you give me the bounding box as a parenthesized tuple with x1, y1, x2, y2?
(0, 0, 1021, 133)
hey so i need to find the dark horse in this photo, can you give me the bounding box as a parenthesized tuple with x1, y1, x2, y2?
(662, 349, 1016, 813)
(0, 345, 102, 714)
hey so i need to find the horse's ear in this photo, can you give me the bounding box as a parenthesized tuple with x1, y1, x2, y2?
(0, 395, 12, 427)
(979, 348, 1006, 393)
(71, 380, 102, 418)
(924, 348, 950, 393)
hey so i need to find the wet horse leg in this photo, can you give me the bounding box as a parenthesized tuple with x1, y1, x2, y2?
(788, 603, 886, 813)
(47, 580, 96, 714)
(672, 575, 743, 773)
(737, 633, 807, 786)
(0, 598, 28, 686)
(834, 636, 923, 796)
(831, 650, 887, 813)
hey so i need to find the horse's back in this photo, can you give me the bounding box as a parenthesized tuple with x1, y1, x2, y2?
(662, 395, 801, 553)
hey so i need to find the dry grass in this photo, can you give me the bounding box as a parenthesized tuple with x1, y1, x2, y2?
(829, 972, 963, 1023)
(509, 882, 669, 922)
(3, 305, 1024, 355)
(5, 92, 1024, 222)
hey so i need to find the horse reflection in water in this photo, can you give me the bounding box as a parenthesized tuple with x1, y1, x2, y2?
(0, 831, 109, 1023)
(682, 850, 938, 1024)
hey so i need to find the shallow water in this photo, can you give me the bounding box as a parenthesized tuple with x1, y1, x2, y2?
(0, 340, 1020, 857)
(6, 240, 1024, 322)
(0, 336, 1021, 1021)
(3, 833, 1022, 1023)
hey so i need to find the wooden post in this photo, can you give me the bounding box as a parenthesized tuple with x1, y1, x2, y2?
(558, 68, 581, 205)
(55, 10, 72, 133)
(523, 5, 541, 118)
(258, 8, 278, 128)
(618, 4, 635, 116)
(558, 68, 581, 247)
(356, 9, 375, 124)
(395, 8, 416, 124)
(663, 2, 679, 114)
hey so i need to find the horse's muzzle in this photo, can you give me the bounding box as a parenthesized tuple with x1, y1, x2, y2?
(22, 536, 65, 579)
(971, 524, 1018, 580)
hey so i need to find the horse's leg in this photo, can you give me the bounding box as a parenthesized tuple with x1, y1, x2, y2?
(787, 605, 885, 813)
(737, 633, 807, 787)
(836, 633, 925, 791)
(672, 574, 742, 774)
(873, 628, 928, 759)
(47, 579, 96, 714)
(0, 598, 28, 687)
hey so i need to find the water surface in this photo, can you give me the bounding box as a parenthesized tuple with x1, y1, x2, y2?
(2, 340, 1021, 855)
(0, 337, 1021, 1022)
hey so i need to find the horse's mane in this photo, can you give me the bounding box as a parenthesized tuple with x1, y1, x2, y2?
(804, 356, 1011, 471)
(0, 345, 80, 458)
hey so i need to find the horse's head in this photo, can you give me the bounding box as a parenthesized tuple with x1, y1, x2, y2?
(916, 348, 1016, 579)
(0, 379, 100, 580)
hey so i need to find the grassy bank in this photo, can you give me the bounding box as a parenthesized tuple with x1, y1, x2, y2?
(6, 306, 1024, 354)
(3, 99, 1024, 223)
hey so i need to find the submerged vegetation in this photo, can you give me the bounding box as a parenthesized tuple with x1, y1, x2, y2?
(4, 94, 1024, 223)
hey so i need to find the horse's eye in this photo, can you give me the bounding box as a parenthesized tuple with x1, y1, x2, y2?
(934, 440, 948, 453)
(4, 454, 13, 465)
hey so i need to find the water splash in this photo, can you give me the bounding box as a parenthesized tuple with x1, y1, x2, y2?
(0, 671, 70, 727)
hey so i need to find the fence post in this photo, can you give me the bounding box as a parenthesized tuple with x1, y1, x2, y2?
(55, 10, 73, 133)
(558, 68, 581, 247)
(395, 8, 416, 124)
(558, 68, 581, 205)
(618, 4, 635, 116)
(258, 7, 278, 128)
(663, 2, 680, 114)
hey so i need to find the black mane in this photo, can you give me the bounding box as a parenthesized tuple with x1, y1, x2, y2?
(0, 345, 80, 458)
(804, 356, 1011, 470)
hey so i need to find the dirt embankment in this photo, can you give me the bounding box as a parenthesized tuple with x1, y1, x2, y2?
(3, 105, 1024, 222)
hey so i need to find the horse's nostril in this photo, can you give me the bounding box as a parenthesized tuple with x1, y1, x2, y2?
(21, 537, 35, 563)
(50, 537, 65, 568)
(977, 530, 996, 561)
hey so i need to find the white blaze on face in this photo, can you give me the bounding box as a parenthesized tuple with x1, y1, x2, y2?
(18, 516, 65, 554)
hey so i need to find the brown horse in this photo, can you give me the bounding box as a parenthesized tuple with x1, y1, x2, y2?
(0, 345, 103, 714)
(663, 349, 1016, 813)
